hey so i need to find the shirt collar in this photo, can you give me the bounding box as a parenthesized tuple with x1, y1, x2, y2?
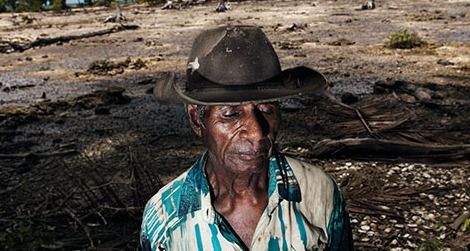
(176, 151, 301, 218)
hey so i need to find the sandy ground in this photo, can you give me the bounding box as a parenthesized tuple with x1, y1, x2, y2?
(0, 0, 469, 250)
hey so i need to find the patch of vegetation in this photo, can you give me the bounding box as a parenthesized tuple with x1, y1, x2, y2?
(463, 218, 470, 232)
(135, 0, 165, 6)
(15, 0, 44, 12)
(0, 218, 58, 251)
(415, 240, 443, 251)
(386, 29, 425, 49)
(51, 0, 67, 12)
(86, 57, 147, 76)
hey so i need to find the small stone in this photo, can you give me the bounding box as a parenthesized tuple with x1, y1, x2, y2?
(406, 240, 417, 248)
(95, 107, 110, 115)
(360, 237, 370, 242)
(367, 231, 375, 237)
(437, 59, 454, 66)
(424, 213, 435, 221)
(407, 224, 418, 228)
(341, 92, 359, 104)
(351, 218, 359, 224)
(391, 239, 398, 245)
(415, 88, 433, 102)
(403, 233, 410, 238)
(400, 93, 417, 103)
(384, 228, 392, 233)
(395, 224, 404, 228)
(361, 225, 370, 231)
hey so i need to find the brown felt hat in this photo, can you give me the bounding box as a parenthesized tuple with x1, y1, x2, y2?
(154, 25, 327, 105)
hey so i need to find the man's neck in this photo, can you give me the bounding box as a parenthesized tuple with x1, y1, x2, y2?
(205, 157, 269, 201)
(205, 156, 270, 248)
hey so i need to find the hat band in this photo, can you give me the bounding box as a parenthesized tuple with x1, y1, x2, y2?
(186, 69, 283, 90)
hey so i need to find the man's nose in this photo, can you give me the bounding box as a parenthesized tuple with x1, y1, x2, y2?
(241, 107, 269, 144)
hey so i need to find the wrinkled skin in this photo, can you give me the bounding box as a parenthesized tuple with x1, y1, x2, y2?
(186, 102, 280, 247)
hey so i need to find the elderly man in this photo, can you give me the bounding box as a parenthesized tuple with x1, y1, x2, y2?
(141, 25, 353, 251)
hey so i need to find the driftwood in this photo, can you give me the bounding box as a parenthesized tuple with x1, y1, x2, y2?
(0, 149, 77, 159)
(296, 138, 470, 162)
(3, 24, 139, 53)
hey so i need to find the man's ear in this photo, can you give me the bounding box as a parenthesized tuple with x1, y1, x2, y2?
(185, 104, 203, 137)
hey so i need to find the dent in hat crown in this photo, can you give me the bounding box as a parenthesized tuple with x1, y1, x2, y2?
(187, 25, 282, 86)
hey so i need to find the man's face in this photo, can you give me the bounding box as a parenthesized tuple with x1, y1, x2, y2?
(199, 102, 280, 174)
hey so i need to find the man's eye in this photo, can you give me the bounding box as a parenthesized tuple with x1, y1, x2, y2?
(223, 111, 239, 118)
(257, 105, 274, 114)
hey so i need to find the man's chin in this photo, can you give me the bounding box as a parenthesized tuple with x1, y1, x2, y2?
(226, 155, 270, 173)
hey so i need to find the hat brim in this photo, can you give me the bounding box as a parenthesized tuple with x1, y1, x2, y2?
(154, 66, 327, 105)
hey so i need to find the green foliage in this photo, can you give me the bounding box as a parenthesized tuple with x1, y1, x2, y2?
(0, 218, 57, 251)
(15, 0, 44, 12)
(93, 0, 114, 7)
(386, 29, 424, 49)
(463, 218, 470, 232)
(136, 0, 165, 6)
(51, 0, 66, 12)
(415, 240, 443, 251)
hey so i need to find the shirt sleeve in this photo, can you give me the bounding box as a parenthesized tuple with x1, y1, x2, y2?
(141, 207, 153, 251)
(140, 201, 168, 251)
(326, 181, 354, 251)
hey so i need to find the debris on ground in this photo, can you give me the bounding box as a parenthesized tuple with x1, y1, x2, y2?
(0, 0, 468, 250)
(85, 57, 147, 76)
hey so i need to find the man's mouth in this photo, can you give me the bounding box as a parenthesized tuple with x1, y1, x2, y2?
(236, 151, 268, 160)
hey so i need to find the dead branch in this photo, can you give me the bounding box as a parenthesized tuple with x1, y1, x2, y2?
(0, 149, 77, 159)
(348, 205, 403, 219)
(64, 208, 95, 249)
(4, 24, 139, 53)
(0, 181, 25, 196)
(306, 138, 470, 162)
(324, 91, 377, 137)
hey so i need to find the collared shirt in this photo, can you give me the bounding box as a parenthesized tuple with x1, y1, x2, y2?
(141, 151, 353, 251)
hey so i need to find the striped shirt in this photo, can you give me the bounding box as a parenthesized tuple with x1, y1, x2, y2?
(141, 151, 353, 251)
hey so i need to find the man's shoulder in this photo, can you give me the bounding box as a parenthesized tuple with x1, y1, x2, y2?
(285, 156, 335, 190)
(142, 169, 190, 224)
(285, 156, 337, 218)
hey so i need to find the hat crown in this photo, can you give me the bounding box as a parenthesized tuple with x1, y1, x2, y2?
(187, 25, 282, 85)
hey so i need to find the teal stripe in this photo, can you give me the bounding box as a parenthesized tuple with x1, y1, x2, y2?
(145, 206, 157, 222)
(209, 224, 222, 251)
(268, 156, 279, 197)
(153, 217, 169, 242)
(147, 217, 162, 240)
(195, 224, 204, 251)
(268, 237, 280, 250)
(327, 182, 345, 250)
(293, 203, 307, 246)
(277, 206, 288, 250)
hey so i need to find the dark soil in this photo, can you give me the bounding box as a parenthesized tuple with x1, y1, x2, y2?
(0, 0, 469, 250)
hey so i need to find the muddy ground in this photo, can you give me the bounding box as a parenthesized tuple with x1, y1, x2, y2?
(0, 0, 469, 250)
